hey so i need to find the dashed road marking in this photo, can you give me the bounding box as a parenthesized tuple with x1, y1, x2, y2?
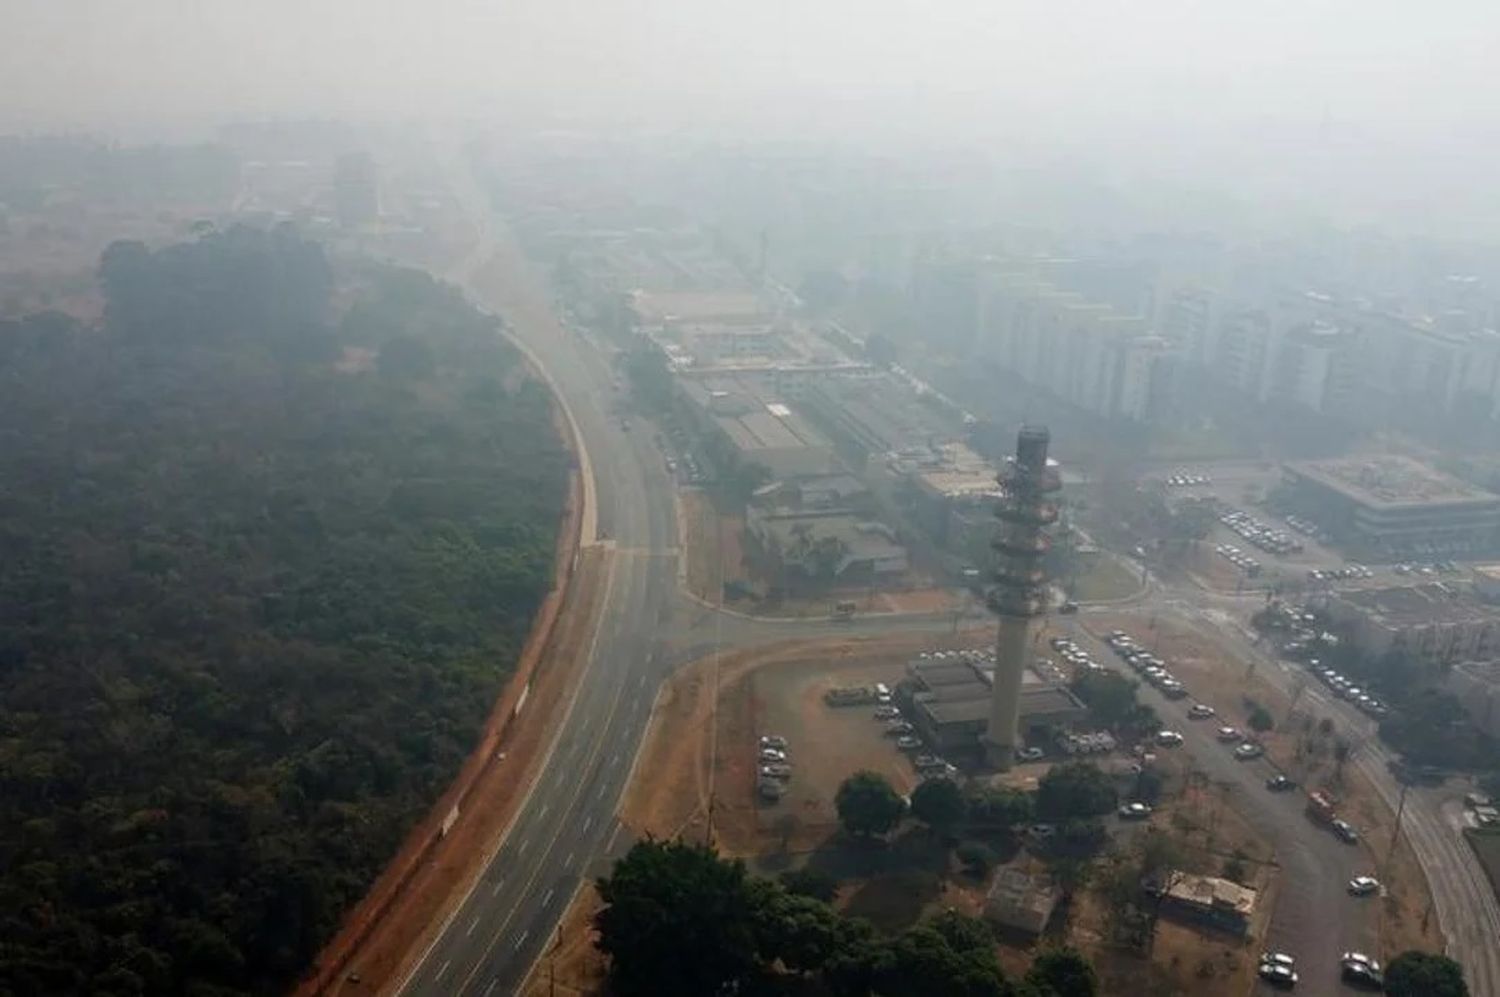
(435, 959, 452, 983)
(466, 915, 480, 937)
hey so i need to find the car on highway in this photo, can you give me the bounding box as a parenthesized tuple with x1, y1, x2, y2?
(1265, 774, 1298, 792)
(1216, 726, 1242, 743)
(1347, 875, 1380, 896)
(1118, 802, 1153, 820)
(1187, 703, 1216, 719)
(1155, 730, 1184, 747)
(1233, 742, 1265, 760)
(1332, 819, 1360, 843)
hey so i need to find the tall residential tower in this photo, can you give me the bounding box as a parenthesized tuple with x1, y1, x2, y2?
(985, 425, 1061, 769)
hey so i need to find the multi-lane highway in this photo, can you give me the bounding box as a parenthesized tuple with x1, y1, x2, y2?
(397, 168, 680, 996)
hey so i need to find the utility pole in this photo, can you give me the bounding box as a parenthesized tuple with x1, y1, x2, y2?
(1387, 779, 1410, 866)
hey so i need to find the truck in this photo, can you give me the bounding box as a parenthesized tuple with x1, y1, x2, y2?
(1306, 789, 1338, 825)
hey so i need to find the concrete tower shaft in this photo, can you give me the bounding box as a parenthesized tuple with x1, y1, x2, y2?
(984, 424, 1061, 769)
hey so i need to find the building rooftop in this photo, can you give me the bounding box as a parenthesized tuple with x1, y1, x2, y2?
(680, 376, 833, 455)
(1338, 582, 1500, 626)
(633, 289, 768, 324)
(917, 685, 1083, 726)
(986, 867, 1059, 919)
(756, 511, 905, 566)
(1165, 874, 1258, 917)
(1286, 455, 1498, 511)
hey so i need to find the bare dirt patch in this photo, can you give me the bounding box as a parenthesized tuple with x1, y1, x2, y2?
(680, 490, 746, 603)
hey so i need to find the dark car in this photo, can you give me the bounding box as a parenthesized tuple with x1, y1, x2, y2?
(1265, 774, 1298, 792)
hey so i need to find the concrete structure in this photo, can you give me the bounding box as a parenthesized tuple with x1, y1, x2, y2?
(743, 507, 908, 586)
(984, 867, 1060, 935)
(1325, 582, 1500, 667)
(895, 442, 999, 556)
(985, 426, 1062, 768)
(799, 372, 963, 466)
(1283, 455, 1500, 555)
(903, 654, 1087, 754)
(1160, 873, 1259, 937)
(678, 375, 840, 480)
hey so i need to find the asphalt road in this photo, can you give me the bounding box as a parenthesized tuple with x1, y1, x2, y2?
(397, 172, 680, 997)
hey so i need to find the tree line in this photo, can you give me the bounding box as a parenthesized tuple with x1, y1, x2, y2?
(0, 227, 567, 994)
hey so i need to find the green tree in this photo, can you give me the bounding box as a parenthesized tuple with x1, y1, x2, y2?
(1037, 762, 1118, 820)
(878, 915, 1008, 997)
(779, 867, 838, 903)
(1383, 951, 1469, 997)
(1070, 671, 1140, 729)
(835, 771, 907, 838)
(910, 778, 967, 838)
(749, 882, 843, 977)
(965, 786, 1034, 830)
(956, 841, 996, 877)
(594, 839, 761, 996)
(1025, 946, 1099, 997)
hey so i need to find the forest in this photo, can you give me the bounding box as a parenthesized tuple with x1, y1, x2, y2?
(0, 226, 568, 995)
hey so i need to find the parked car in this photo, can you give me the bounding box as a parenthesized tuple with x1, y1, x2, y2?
(1234, 742, 1265, 761)
(759, 735, 788, 749)
(873, 706, 900, 720)
(1155, 730, 1184, 747)
(895, 736, 921, 750)
(1216, 726, 1242, 743)
(1015, 746, 1045, 762)
(1118, 802, 1153, 820)
(1347, 876, 1380, 896)
(884, 721, 916, 737)
(1187, 703, 1216, 719)
(759, 764, 793, 780)
(1257, 962, 1298, 989)
(1332, 819, 1360, 843)
(1266, 774, 1298, 792)
(759, 747, 787, 763)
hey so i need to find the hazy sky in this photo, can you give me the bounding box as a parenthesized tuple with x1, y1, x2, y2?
(4, 0, 1496, 137)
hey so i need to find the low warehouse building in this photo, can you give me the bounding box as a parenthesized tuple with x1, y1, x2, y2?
(1159, 873, 1259, 937)
(984, 867, 1059, 935)
(902, 655, 1086, 753)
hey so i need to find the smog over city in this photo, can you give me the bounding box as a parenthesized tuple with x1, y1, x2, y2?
(1, 2, 1497, 996)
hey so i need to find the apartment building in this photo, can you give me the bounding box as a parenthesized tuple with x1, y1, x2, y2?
(976, 267, 1171, 424)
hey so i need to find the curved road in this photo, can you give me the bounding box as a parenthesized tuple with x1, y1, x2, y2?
(398, 174, 679, 996)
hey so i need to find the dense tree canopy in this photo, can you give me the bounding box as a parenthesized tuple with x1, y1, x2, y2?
(1037, 762, 1119, 821)
(835, 771, 907, 837)
(595, 840, 763, 995)
(0, 229, 567, 994)
(1383, 951, 1469, 997)
(910, 777, 966, 837)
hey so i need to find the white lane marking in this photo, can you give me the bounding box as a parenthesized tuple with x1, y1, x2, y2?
(466, 915, 480, 937)
(491, 878, 506, 898)
(542, 887, 555, 907)
(515, 928, 530, 948)
(596, 785, 606, 801)
(482, 978, 500, 997)
(538, 802, 550, 820)
(435, 959, 452, 983)
(582, 815, 593, 833)
(563, 850, 574, 870)
(517, 837, 529, 855)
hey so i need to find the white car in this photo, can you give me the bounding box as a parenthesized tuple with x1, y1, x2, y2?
(1118, 802, 1153, 820)
(1155, 730, 1184, 747)
(1348, 876, 1381, 896)
(1260, 952, 1296, 969)
(1234, 742, 1265, 760)
(759, 747, 787, 762)
(1187, 703, 1216, 719)
(1216, 726, 1242, 743)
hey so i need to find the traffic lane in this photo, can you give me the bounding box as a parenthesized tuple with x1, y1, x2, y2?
(422, 558, 654, 996)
